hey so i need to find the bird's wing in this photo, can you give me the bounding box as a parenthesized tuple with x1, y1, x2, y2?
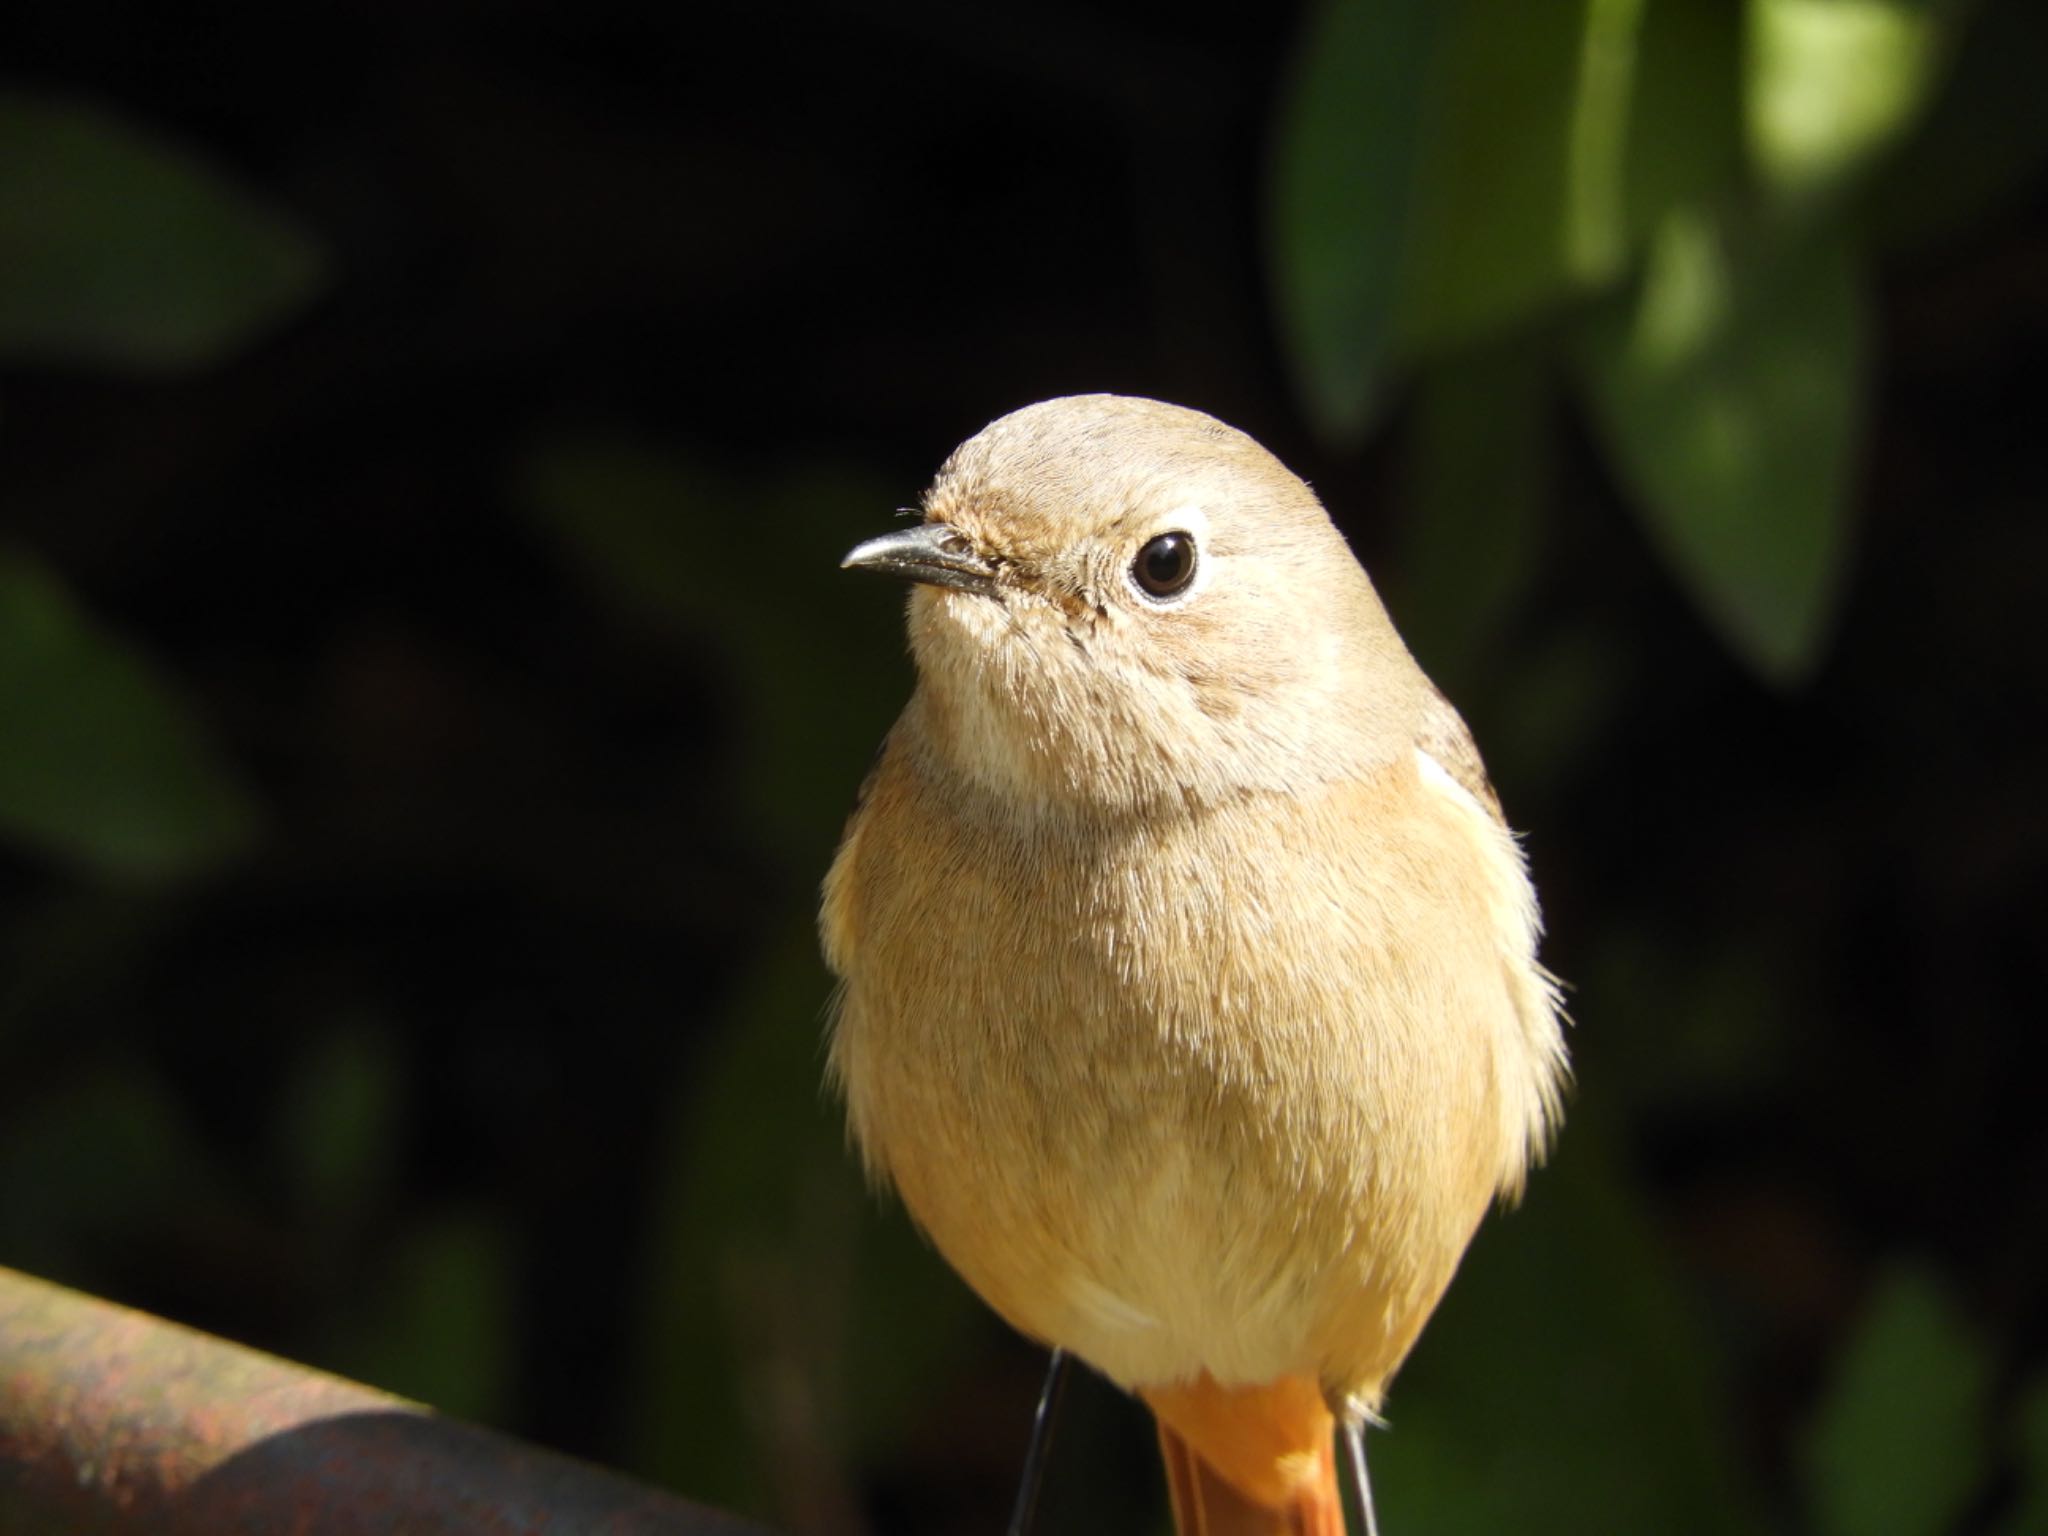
(1414, 683, 1504, 825)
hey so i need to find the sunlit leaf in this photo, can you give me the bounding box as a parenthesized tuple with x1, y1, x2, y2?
(0, 547, 259, 878)
(0, 91, 326, 370)
(1377, 1118, 1761, 1534)
(1745, 0, 1953, 207)
(1396, 0, 1644, 349)
(1271, 0, 1744, 444)
(1577, 214, 1865, 682)
(1802, 1262, 1992, 1536)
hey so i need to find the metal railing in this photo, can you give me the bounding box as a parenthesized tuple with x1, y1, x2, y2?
(0, 1266, 771, 1534)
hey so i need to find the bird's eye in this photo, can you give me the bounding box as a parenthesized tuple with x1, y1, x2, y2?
(1132, 531, 1198, 599)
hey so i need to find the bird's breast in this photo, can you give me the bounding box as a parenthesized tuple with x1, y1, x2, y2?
(824, 741, 1529, 1394)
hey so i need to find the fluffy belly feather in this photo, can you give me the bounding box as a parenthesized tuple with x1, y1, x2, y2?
(826, 758, 1543, 1403)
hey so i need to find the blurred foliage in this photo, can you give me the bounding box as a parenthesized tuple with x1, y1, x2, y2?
(2001, 1376, 2048, 1536)
(1580, 216, 1864, 678)
(273, 1014, 405, 1228)
(1802, 1263, 1993, 1536)
(0, 5, 2044, 1536)
(519, 439, 981, 1516)
(1376, 1118, 1763, 1534)
(0, 547, 257, 877)
(0, 91, 325, 370)
(0, 1051, 233, 1278)
(338, 1206, 520, 1425)
(1269, 0, 2019, 682)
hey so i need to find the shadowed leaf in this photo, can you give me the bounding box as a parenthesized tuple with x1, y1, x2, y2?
(631, 919, 977, 1523)
(1268, 0, 1440, 440)
(1621, 0, 1745, 244)
(1864, 0, 2048, 252)
(0, 1058, 232, 1281)
(1998, 1373, 2048, 1536)
(517, 436, 903, 857)
(0, 548, 259, 878)
(0, 91, 326, 369)
(1376, 1119, 1760, 1534)
(338, 1210, 519, 1426)
(1392, 340, 1553, 695)
(275, 1016, 406, 1225)
(521, 439, 978, 1516)
(1802, 1262, 1992, 1536)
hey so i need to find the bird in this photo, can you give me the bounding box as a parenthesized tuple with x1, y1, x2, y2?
(819, 394, 1568, 1535)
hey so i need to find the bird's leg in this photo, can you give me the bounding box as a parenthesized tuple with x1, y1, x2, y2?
(1344, 1419, 1382, 1536)
(1004, 1347, 1073, 1536)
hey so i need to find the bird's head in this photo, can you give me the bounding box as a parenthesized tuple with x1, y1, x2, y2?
(844, 395, 1423, 814)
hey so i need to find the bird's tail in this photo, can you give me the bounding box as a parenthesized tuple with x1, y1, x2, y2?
(1144, 1374, 1346, 1536)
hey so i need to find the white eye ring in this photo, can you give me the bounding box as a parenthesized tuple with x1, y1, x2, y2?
(1131, 530, 1197, 599)
(1124, 505, 1212, 607)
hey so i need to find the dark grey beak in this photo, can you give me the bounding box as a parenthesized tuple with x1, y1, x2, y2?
(841, 523, 995, 595)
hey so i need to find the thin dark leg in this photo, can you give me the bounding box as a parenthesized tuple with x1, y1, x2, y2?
(1005, 1348, 1073, 1536)
(1344, 1420, 1382, 1536)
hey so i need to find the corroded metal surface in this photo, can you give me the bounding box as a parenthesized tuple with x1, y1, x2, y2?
(0, 1266, 771, 1534)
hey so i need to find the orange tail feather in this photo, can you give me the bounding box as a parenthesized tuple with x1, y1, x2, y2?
(1145, 1375, 1346, 1536)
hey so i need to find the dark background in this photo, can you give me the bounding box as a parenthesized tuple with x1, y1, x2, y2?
(2, 4, 2045, 1533)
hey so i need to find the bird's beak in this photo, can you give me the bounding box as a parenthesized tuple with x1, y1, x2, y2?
(840, 523, 996, 595)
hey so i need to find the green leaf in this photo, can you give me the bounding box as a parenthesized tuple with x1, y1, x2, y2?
(1863, 0, 2048, 254)
(1578, 922, 1795, 1116)
(274, 1016, 405, 1224)
(629, 926, 842, 1511)
(1376, 1117, 1762, 1534)
(1745, 0, 1954, 208)
(1392, 340, 1553, 695)
(521, 437, 983, 1511)
(1802, 1262, 1992, 1536)
(517, 436, 905, 858)
(0, 1057, 233, 1280)
(629, 922, 978, 1519)
(1269, 0, 1441, 440)
(0, 90, 325, 370)
(1998, 1373, 2048, 1536)
(1621, 0, 1746, 247)
(0, 548, 259, 878)
(1397, 0, 1647, 352)
(336, 1209, 518, 1424)
(1271, 0, 1744, 444)
(1577, 214, 1866, 682)
(1481, 622, 1637, 796)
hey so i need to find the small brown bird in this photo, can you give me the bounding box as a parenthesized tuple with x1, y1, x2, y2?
(820, 395, 1567, 1535)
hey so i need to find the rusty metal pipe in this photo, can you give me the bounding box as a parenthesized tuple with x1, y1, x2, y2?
(0, 1266, 772, 1534)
